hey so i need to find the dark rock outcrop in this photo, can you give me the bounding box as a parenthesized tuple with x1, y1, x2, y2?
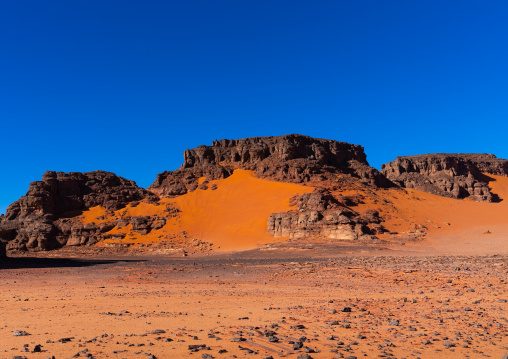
(381, 154, 508, 202)
(149, 134, 389, 196)
(267, 189, 384, 241)
(0, 171, 156, 251)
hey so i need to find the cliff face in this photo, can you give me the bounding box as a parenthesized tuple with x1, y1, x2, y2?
(381, 154, 508, 202)
(149, 134, 389, 196)
(0, 171, 155, 252)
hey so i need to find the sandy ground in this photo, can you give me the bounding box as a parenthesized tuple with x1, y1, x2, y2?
(1, 245, 507, 359)
(1, 172, 508, 358)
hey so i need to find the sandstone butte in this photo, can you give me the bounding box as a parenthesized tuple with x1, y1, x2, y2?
(1, 134, 508, 258)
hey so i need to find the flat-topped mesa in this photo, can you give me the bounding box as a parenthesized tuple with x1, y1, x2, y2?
(149, 134, 389, 197)
(182, 135, 367, 169)
(0, 170, 155, 252)
(381, 153, 508, 202)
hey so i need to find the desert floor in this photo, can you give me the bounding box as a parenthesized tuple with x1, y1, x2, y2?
(1, 243, 507, 359)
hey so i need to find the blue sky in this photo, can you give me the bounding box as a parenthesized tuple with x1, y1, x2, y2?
(1, 1, 507, 214)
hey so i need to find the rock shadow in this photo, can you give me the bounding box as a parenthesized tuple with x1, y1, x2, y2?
(0, 257, 145, 269)
(478, 173, 503, 203)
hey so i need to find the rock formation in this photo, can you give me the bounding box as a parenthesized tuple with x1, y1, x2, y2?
(381, 154, 508, 202)
(149, 134, 389, 196)
(0, 171, 156, 251)
(267, 189, 385, 241)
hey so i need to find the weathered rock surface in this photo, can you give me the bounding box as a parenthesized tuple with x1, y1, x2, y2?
(0, 171, 156, 251)
(381, 154, 508, 202)
(149, 134, 389, 196)
(267, 189, 385, 241)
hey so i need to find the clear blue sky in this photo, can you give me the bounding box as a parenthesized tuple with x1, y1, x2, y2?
(1, 1, 507, 214)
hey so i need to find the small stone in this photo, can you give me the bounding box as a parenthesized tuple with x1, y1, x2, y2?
(13, 331, 30, 337)
(290, 324, 306, 330)
(230, 337, 245, 342)
(293, 341, 303, 350)
(443, 341, 455, 348)
(151, 329, 166, 334)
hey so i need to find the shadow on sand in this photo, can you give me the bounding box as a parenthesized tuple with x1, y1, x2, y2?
(0, 257, 145, 270)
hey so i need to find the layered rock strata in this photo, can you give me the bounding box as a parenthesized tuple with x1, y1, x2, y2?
(267, 189, 385, 241)
(381, 154, 508, 202)
(149, 134, 389, 196)
(0, 171, 156, 251)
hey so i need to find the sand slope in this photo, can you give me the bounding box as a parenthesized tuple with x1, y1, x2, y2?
(374, 174, 508, 255)
(169, 169, 314, 250)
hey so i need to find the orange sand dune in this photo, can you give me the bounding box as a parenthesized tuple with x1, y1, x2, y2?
(85, 170, 313, 251)
(169, 169, 313, 250)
